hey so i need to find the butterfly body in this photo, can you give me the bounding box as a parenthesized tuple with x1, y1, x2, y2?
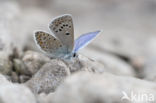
(34, 14, 101, 60)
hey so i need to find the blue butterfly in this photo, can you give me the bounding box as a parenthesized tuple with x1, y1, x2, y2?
(34, 14, 101, 59)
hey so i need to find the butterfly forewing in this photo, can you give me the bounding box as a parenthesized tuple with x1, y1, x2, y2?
(34, 31, 66, 57)
(49, 14, 74, 53)
(73, 30, 101, 53)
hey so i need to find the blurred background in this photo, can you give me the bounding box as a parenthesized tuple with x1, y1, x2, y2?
(1, 0, 156, 77)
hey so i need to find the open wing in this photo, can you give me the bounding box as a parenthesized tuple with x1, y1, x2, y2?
(73, 30, 101, 53)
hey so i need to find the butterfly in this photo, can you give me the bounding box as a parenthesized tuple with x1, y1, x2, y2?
(34, 14, 101, 59)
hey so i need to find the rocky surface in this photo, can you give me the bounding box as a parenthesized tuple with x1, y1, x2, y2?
(0, 0, 156, 103)
(67, 54, 135, 76)
(51, 72, 156, 103)
(25, 59, 70, 94)
(0, 74, 36, 103)
(22, 51, 50, 75)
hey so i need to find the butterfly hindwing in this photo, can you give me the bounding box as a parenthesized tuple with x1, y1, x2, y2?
(34, 31, 67, 57)
(73, 30, 101, 53)
(49, 14, 74, 53)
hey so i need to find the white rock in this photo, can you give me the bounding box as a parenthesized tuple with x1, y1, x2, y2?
(0, 74, 36, 103)
(52, 72, 156, 103)
(0, 84, 36, 103)
(13, 59, 28, 75)
(0, 74, 10, 85)
(37, 93, 54, 103)
(0, 55, 12, 75)
(143, 37, 156, 81)
(25, 59, 70, 94)
(22, 51, 50, 75)
(67, 54, 135, 77)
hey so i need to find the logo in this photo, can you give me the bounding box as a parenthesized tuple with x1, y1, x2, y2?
(121, 91, 154, 102)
